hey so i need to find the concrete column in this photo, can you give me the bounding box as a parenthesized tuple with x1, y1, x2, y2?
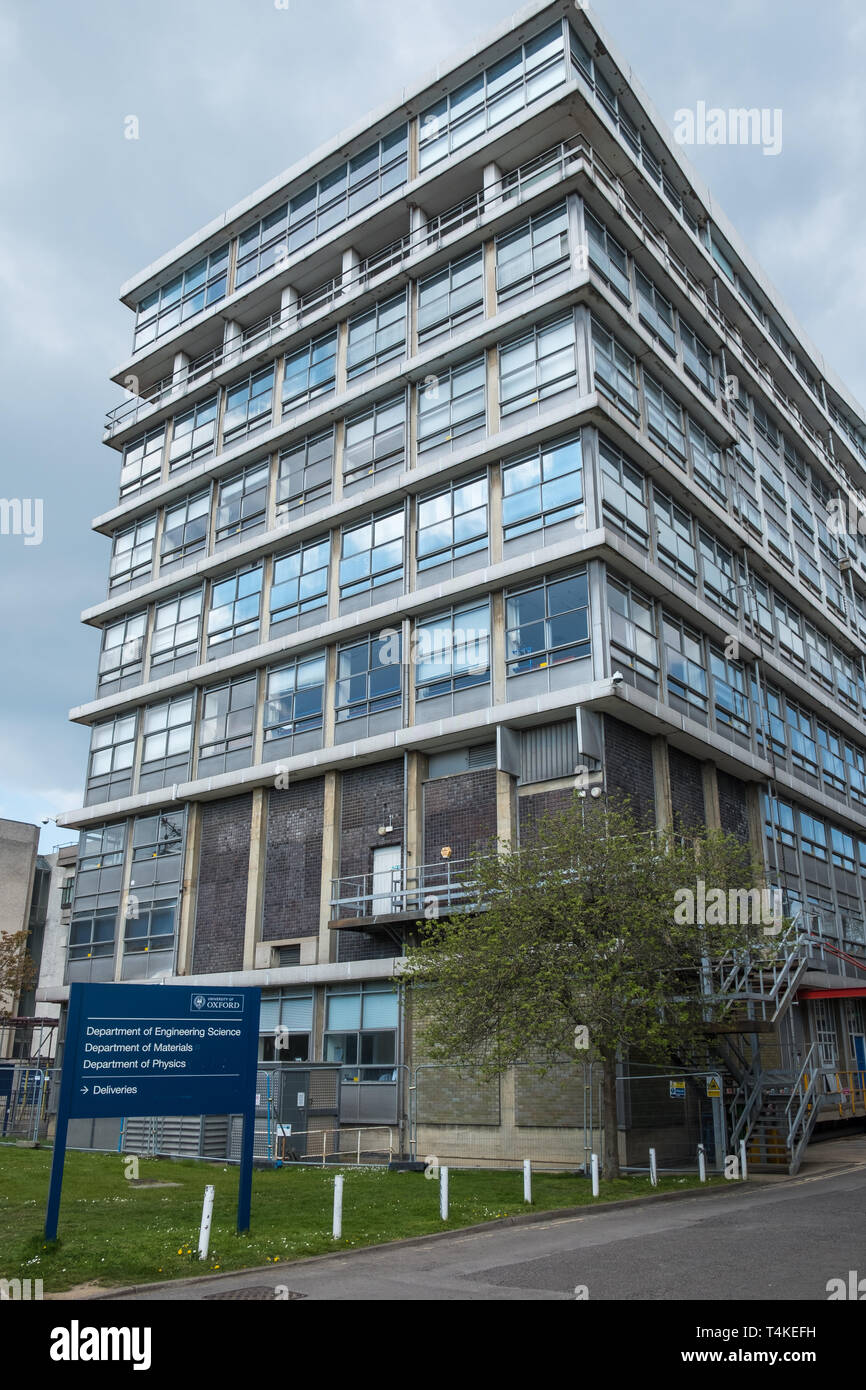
(171, 351, 190, 395)
(332, 419, 345, 506)
(242, 788, 267, 971)
(176, 803, 202, 975)
(746, 783, 766, 863)
(652, 737, 672, 831)
(488, 462, 503, 565)
(483, 161, 503, 209)
(483, 236, 497, 318)
(280, 284, 299, 324)
(322, 643, 338, 747)
(342, 247, 360, 294)
(491, 591, 507, 705)
(496, 770, 516, 848)
(409, 204, 426, 242)
(317, 771, 341, 963)
(222, 320, 242, 367)
(701, 763, 721, 830)
(327, 528, 342, 621)
(405, 752, 425, 875)
(486, 345, 500, 438)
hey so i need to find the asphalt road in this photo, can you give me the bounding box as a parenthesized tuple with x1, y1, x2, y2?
(107, 1151, 866, 1302)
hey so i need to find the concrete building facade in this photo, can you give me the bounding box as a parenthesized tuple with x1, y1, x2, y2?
(46, 0, 866, 1163)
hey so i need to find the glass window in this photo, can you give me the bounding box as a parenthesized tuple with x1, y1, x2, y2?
(270, 538, 330, 626)
(98, 612, 146, 689)
(344, 394, 406, 487)
(276, 428, 334, 518)
(644, 372, 686, 460)
(264, 654, 326, 741)
(237, 127, 407, 279)
(339, 509, 404, 600)
(585, 208, 630, 301)
(198, 676, 257, 765)
(415, 601, 491, 699)
(653, 489, 695, 583)
(214, 462, 269, 546)
(418, 25, 565, 169)
(698, 529, 737, 614)
(347, 292, 407, 380)
(418, 251, 484, 343)
(69, 911, 116, 962)
(140, 697, 194, 785)
(282, 331, 337, 414)
(496, 202, 569, 303)
(336, 634, 401, 721)
(109, 515, 156, 590)
(417, 356, 486, 454)
(134, 245, 228, 349)
(607, 575, 658, 690)
(168, 395, 218, 475)
(680, 321, 715, 397)
(710, 647, 750, 738)
(223, 366, 275, 446)
(663, 612, 708, 717)
(160, 491, 210, 570)
(120, 426, 164, 498)
(799, 811, 827, 861)
(635, 267, 676, 353)
(417, 474, 487, 571)
(592, 317, 639, 420)
(500, 313, 577, 418)
(688, 417, 727, 502)
(123, 900, 176, 957)
(87, 714, 137, 799)
(600, 438, 648, 547)
(149, 588, 203, 673)
(502, 434, 583, 540)
(506, 571, 590, 674)
(206, 564, 263, 650)
(785, 699, 817, 776)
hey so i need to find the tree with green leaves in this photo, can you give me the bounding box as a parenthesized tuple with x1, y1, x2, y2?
(403, 795, 770, 1178)
(0, 930, 38, 1019)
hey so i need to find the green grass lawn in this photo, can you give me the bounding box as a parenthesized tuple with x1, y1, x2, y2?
(0, 1145, 718, 1293)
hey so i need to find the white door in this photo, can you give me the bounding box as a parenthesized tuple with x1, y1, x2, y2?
(372, 846, 402, 915)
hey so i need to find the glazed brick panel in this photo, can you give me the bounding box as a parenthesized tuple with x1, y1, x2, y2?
(603, 715, 655, 827)
(192, 793, 252, 974)
(669, 747, 706, 831)
(718, 770, 751, 843)
(339, 760, 404, 880)
(422, 769, 497, 864)
(262, 779, 324, 941)
(518, 786, 576, 844)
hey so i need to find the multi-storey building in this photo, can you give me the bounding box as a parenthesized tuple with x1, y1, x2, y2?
(49, 0, 866, 1164)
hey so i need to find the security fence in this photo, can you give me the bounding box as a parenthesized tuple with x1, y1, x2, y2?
(0, 1064, 56, 1144)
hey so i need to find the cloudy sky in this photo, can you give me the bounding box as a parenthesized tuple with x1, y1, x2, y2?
(1, 0, 864, 849)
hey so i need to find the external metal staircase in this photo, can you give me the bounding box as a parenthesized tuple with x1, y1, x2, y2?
(707, 924, 827, 1174)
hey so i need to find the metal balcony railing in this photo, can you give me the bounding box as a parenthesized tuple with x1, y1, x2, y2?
(330, 857, 478, 921)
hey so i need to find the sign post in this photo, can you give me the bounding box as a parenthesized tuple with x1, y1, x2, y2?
(45, 982, 260, 1241)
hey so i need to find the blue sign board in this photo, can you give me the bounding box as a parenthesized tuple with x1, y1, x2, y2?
(45, 982, 261, 1240)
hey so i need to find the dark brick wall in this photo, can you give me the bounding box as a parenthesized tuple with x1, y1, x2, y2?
(336, 931, 399, 963)
(262, 779, 324, 940)
(518, 785, 576, 844)
(192, 793, 252, 973)
(339, 760, 404, 879)
(718, 770, 751, 843)
(669, 747, 706, 831)
(603, 716, 655, 826)
(422, 769, 497, 863)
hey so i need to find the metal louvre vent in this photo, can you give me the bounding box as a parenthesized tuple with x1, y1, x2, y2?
(519, 720, 578, 784)
(467, 744, 496, 769)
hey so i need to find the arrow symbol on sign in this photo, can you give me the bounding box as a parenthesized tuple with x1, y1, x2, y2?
(80, 1086, 89, 1095)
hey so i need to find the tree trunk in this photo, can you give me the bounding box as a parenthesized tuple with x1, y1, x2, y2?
(601, 1048, 620, 1180)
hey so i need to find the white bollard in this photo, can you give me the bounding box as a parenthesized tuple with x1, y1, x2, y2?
(739, 1139, 748, 1181)
(332, 1174, 344, 1240)
(590, 1153, 599, 1197)
(440, 1165, 449, 1220)
(198, 1184, 215, 1261)
(697, 1143, 707, 1183)
(649, 1147, 658, 1187)
(523, 1158, 532, 1204)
